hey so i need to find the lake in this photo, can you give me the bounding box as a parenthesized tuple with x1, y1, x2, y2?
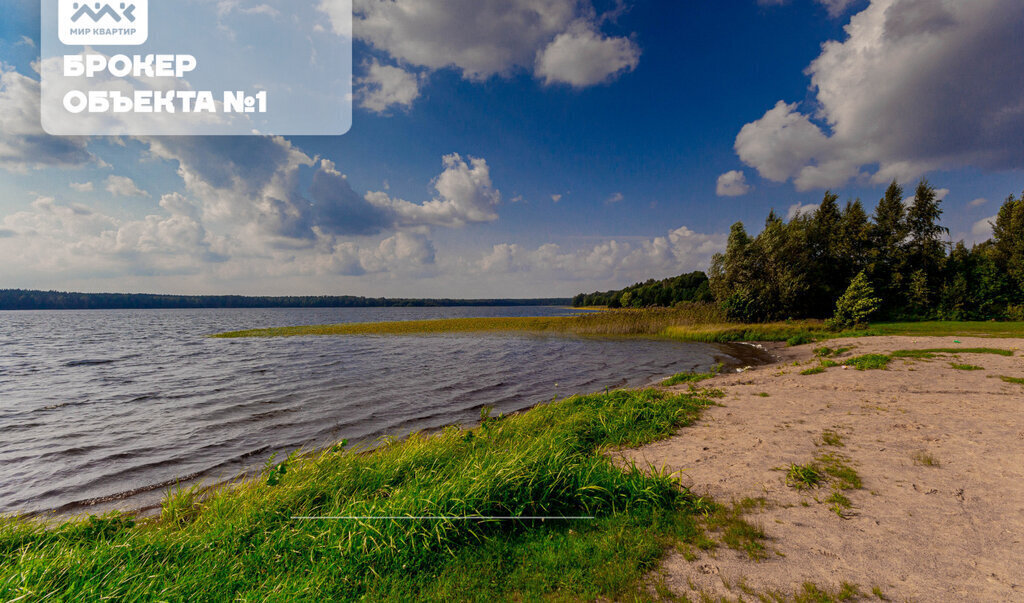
(0, 307, 771, 516)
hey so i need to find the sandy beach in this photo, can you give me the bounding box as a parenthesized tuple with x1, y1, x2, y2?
(620, 336, 1024, 601)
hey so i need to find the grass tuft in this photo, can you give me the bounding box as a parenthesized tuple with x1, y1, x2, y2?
(950, 363, 984, 371)
(785, 463, 824, 490)
(912, 451, 941, 467)
(661, 364, 721, 387)
(820, 430, 844, 448)
(844, 354, 891, 370)
(1000, 375, 1024, 386)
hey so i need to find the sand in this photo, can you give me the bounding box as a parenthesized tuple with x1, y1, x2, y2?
(617, 336, 1024, 602)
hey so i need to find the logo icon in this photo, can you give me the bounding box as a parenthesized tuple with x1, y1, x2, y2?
(58, 0, 149, 46)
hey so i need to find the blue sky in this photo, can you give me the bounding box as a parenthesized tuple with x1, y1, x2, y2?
(0, 0, 1022, 297)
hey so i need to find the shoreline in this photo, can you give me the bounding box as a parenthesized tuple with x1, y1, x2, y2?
(3, 333, 1022, 599)
(620, 335, 1024, 600)
(19, 339, 774, 522)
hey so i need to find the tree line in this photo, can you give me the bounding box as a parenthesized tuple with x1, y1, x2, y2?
(575, 181, 1024, 323)
(0, 291, 572, 311)
(572, 271, 713, 308)
(710, 181, 1023, 322)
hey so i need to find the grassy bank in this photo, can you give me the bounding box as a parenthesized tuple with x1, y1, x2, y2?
(0, 389, 730, 601)
(212, 304, 827, 342)
(212, 303, 1024, 344)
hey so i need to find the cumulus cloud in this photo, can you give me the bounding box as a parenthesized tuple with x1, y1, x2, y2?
(0, 192, 441, 283)
(969, 198, 988, 207)
(318, 0, 639, 109)
(357, 59, 422, 114)
(366, 154, 501, 228)
(476, 225, 725, 282)
(758, 0, 863, 17)
(787, 203, 820, 221)
(0, 195, 214, 277)
(972, 215, 998, 237)
(106, 175, 149, 197)
(716, 170, 753, 197)
(737, 0, 1024, 191)
(70, 181, 94, 192)
(0, 67, 92, 172)
(535, 23, 640, 87)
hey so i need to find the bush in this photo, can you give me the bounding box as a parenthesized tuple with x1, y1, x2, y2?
(827, 271, 881, 330)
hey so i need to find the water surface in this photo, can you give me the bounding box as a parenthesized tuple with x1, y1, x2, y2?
(0, 307, 769, 515)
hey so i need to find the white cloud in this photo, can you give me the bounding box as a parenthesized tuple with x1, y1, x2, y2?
(787, 203, 820, 221)
(758, 0, 863, 17)
(357, 59, 422, 114)
(972, 215, 997, 237)
(716, 170, 752, 197)
(366, 153, 501, 228)
(317, 0, 639, 109)
(0, 196, 214, 277)
(551, 194, 563, 203)
(535, 23, 640, 87)
(737, 0, 1024, 191)
(969, 198, 988, 207)
(818, 0, 860, 16)
(0, 193, 441, 283)
(476, 225, 725, 282)
(106, 175, 149, 197)
(0, 67, 92, 172)
(605, 192, 624, 205)
(70, 181, 94, 192)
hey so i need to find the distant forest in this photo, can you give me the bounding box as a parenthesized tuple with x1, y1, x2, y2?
(0, 291, 571, 311)
(572, 271, 713, 308)
(576, 182, 1024, 322)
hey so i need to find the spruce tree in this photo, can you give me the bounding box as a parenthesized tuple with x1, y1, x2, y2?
(870, 180, 909, 314)
(991, 192, 1024, 298)
(906, 179, 949, 304)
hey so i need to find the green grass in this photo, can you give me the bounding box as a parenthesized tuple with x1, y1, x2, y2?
(816, 453, 862, 490)
(912, 451, 941, 467)
(785, 463, 824, 490)
(858, 321, 1024, 338)
(950, 363, 985, 371)
(0, 389, 722, 601)
(826, 491, 853, 517)
(820, 430, 844, 447)
(212, 308, 1024, 349)
(999, 375, 1024, 386)
(661, 370, 715, 387)
(815, 346, 853, 358)
(794, 582, 862, 602)
(704, 500, 768, 561)
(891, 347, 1014, 359)
(214, 305, 731, 338)
(844, 354, 892, 370)
(800, 366, 826, 375)
(213, 304, 831, 344)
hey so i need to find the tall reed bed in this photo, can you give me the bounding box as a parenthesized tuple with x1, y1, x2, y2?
(214, 303, 734, 338)
(0, 389, 715, 601)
